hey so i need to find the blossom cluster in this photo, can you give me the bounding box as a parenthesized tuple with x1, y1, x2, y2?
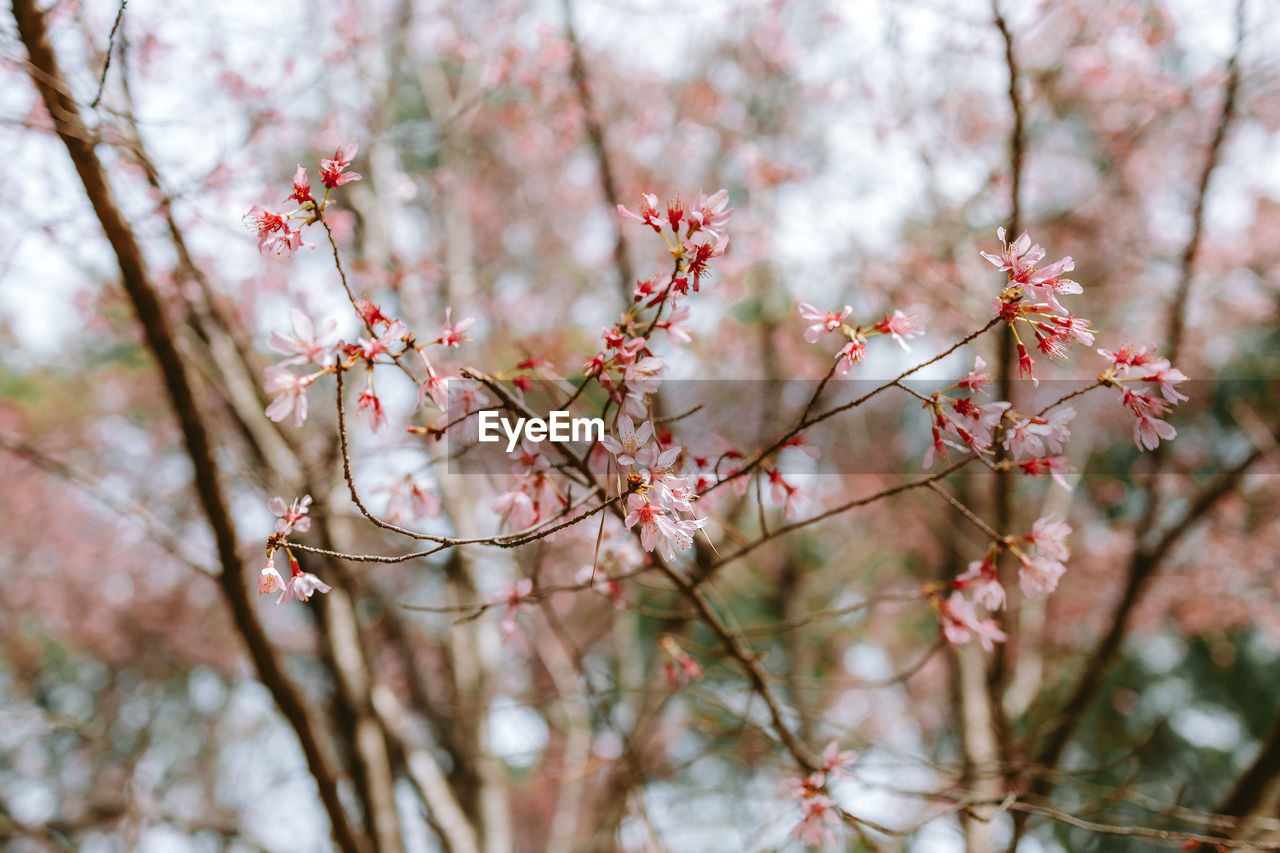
(258, 493, 332, 604)
(941, 514, 1074, 650)
(793, 228, 1186, 662)
(243, 142, 361, 258)
(983, 227, 1094, 385)
(1099, 343, 1187, 450)
(797, 303, 924, 375)
(783, 742, 858, 848)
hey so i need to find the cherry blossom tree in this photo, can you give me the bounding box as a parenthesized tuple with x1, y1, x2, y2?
(3, 0, 1279, 851)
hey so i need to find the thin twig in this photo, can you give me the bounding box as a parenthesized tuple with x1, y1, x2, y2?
(89, 1, 127, 109)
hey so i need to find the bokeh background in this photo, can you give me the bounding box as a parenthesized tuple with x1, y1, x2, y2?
(2, 0, 1279, 850)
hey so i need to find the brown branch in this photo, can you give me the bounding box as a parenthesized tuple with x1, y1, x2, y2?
(1025, 448, 1263, 796)
(560, 0, 634, 304)
(88, 0, 126, 109)
(703, 316, 1002, 497)
(0, 429, 218, 576)
(9, 5, 365, 850)
(1167, 0, 1245, 364)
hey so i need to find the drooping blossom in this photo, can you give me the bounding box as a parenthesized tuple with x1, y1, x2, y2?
(261, 553, 331, 605)
(1151, 365, 1189, 404)
(357, 383, 387, 433)
(284, 570, 332, 603)
(258, 557, 285, 597)
(784, 773, 842, 849)
(1122, 388, 1178, 450)
(791, 794, 841, 849)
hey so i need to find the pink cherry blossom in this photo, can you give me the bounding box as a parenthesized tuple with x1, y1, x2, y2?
(600, 415, 654, 467)
(492, 489, 539, 530)
(1018, 456, 1073, 491)
(617, 192, 662, 232)
(1098, 344, 1169, 377)
(873, 310, 924, 352)
(355, 298, 391, 328)
(790, 793, 841, 848)
(656, 304, 693, 350)
(1029, 515, 1072, 561)
(268, 494, 312, 535)
(939, 592, 1006, 651)
(264, 365, 312, 427)
(624, 493, 671, 553)
(496, 578, 534, 642)
(287, 165, 313, 205)
(357, 384, 387, 433)
(244, 204, 312, 258)
(957, 557, 1006, 611)
(358, 320, 407, 360)
(438, 308, 475, 348)
(1151, 365, 1189, 403)
(834, 338, 866, 375)
(797, 303, 852, 343)
(820, 742, 858, 777)
(1134, 411, 1178, 450)
(268, 309, 337, 367)
(980, 227, 1044, 281)
(1018, 554, 1066, 598)
(271, 555, 331, 604)
(258, 557, 285, 597)
(687, 188, 732, 237)
(319, 141, 361, 188)
(380, 477, 441, 524)
(284, 569, 333, 604)
(1016, 342, 1037, 386)
(1051, 314, 1096, 346)
(959, 355, 992, 394)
